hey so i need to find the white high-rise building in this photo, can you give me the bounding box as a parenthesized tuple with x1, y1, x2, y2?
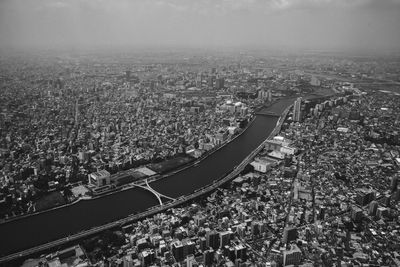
(267, 89, 272, 102)
(293, 97, 302, 122)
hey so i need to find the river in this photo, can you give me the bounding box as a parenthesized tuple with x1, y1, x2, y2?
(0, 98, 294, 258)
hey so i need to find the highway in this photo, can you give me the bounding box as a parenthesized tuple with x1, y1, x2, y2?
(0, 105, 292, 265)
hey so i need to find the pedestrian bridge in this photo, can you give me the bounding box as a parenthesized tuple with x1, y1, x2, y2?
(133, 179, 175, 205)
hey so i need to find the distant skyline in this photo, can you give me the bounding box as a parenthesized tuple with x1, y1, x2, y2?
(1, 0, 400, 52)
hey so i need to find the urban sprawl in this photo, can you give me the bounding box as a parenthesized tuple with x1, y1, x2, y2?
(0, 52, 399, 267)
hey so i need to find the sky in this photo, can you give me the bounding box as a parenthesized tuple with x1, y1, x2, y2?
(0, 0, 400, 51)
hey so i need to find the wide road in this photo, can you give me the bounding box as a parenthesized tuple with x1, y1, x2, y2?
(0, 98, 295, 259)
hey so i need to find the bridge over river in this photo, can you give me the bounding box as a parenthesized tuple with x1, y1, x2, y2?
(254, 111, 280, 117)
(132, 179, 175, 205)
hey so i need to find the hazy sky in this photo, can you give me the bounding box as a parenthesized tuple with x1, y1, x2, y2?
(1, 0, 400, 51)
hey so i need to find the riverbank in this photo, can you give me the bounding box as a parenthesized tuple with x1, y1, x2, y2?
(0, 115, 257, 226)
(75, 114, 257, 202)
(0, 98, 294, 262)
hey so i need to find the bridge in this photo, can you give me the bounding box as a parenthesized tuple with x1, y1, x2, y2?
(132, 179, 175, 205)
(255, 111, 280, 117)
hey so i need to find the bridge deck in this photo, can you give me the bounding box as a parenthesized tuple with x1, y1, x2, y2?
(133, 179, 176, 205)
(255, 111, 280, 117)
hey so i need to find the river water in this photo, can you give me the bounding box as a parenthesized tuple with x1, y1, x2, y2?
(0, 98, 294, 257)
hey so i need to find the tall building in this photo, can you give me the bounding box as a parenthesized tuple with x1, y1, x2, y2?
(258, 88, 272, 102)
(345, 230, 351, 250)
(355, 188, 375, 206)
(267, 89, 272, 102)
(391, 176, 398, 192)
(140, 250, 155, 266)
(182, 239, 195, 258)
(172, 241, 184, 262)
(293, 97, 302, 122)
(258, 89, 266, 100)
(283, 245, 302, 266)
(216, 77, 225, 89)
(206, 230, 219, 249)
(186, 254, 198, 267)
(282, 227, 297, 244)
(369, 201, 378, 216)
(393, 187, 400, 202)
(74, 99, 80, 123)
(235, 244, 247, 261)
(219, 231, 231, 248)
(78, 150, 88, 163)
(203, 249, 214, 266)
(351, 206, 363, 222)
(125, 70, 131, 80)
(208, 76, 215, 88)
(195, 79, 202, 88)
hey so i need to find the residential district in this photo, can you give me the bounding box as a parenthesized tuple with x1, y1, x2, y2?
(0, 51, 342, 219)
(20, 83, 400, 266)
(1, 51, 399, 266)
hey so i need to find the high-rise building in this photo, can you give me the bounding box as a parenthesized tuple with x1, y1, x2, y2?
(186, 254, 198, 267)
(267, 89, 272, 102)
(172, 241, 184, 262)
(208, 76, 215, 88)
(235, 244, 247, 261)
(351, 206, 363, 222)
(126, 70, 131, 80)
(203, 249, 214, 266)
(355, 188, 375, 206)
(393, 187, 400, 202)
(391, 176, 398, 192)
(140, 250, 155, 266)
(369, 201, 378, 216)
(182, 239, 195, 258)
(318, 206, 326, 221)
(216, 77, 224, 89)
(293, 97, 302, 122)
(78, 150, 88, 163)
(206, 230, 219, 249)
(219, 231, 231, 248)
(258, 89, 266, 100)
(75, 100, 80, 123)
(196, 73, 203, 88)
(258, 88, 272, 101)
(283, 245, 302, 266)
(199, 237, 207, 250)
(345, 230, 351, 250)
(282, 227, 297, 244)
(377, 207, 389, 218)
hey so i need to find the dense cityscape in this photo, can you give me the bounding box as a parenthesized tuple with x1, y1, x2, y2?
(1, 0, 400, 266)
(0, 49, 399, 267)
